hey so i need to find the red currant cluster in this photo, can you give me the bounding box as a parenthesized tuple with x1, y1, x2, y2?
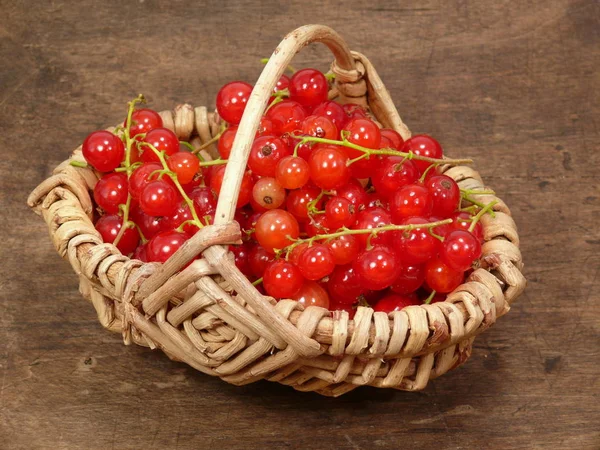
(80, 67, 493, 318)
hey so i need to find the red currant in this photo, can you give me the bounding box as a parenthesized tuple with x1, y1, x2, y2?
(141, 127, 180, 162)
(424, 258, 464, 293)
(266, 100, 307, 135)
(394, 217, 441, 264)
(275, 155, 310, 189)
(130, 207, 167, 239)
(313, 101, 347, 129)
(390, 263, 425, 295)
(336, 178, 368, 208)
(286, 185, 322, 221)
(325, 196, 357, 229)
(248, 244, 273, 277)
(230, 243, 252, 277)
(129, 163, 162, 200)
(308, 145, 350, 190)
(128, 108, 163, 139)
(272, 74, 290, 97)
(255, 209, 300, 253)
(166, 203, 201, 235)
(293, 280, 330, 309)
(372, 157, 419, 198)
(373, 293, 420, 313)
(353, 246, 400, 290)
(301, 115, 337, 139)
(217, 126, 237, 159)
(288, 68, 328, 108)
(257, 117, 274, 136)
(440, 230, 482, 271)
(342, 104, 367, 121)
(352, 207, 393, 248)
(248, 135, 291, 177)
(252, 177, 286, 210)
(188, 186, 217, 217)
(426, 175, 460, 217)
(326, 234, 360, 265)
(167, 152, 200, 185)
(139, 179, 180, 217)
(216, 81, 253, 125)
(327, 265, 364, 304)
(210, 166, 253, 208)
(82, 130, 125, 172)
(146, 230, 190, 263)
(450, 211, 484, 243)
(379, 128, 405, 150)
(94, 172, 128, 214)
(401, 134, 443, 174)
(95, 214, 139, 255)
(297, 244, 335, 280)
(304, 214, 331, 237)
(263, 260, 304, 299)
(390, 184, 433, 223)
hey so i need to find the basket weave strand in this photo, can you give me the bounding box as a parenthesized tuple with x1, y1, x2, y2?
(27, 24, 526, 396)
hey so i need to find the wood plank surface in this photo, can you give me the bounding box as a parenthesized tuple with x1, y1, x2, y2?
(1, 0, 599, 448)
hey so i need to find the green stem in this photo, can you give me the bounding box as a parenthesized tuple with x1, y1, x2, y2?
(252, 277, 263, 286)
(469, 200, 498, 231)
(424, 290, 437, 304)
(113, 94, 145, 248)
(281, 219, 453, 258)
(141, 142, 204, 229)
(70, 160, 88, 168)
(192, 123, 227, 155)
(290, 134, 473, 166)
(199, 158, 228, 167)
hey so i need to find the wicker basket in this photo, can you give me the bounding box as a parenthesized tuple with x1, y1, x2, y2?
(27, 24, 526, 397)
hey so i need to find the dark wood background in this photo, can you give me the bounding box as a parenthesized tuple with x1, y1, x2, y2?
(2, 0, 599, 448)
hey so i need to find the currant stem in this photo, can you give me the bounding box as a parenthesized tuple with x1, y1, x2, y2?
(424, 290, 437, 304)
(142, 142, 204, 229)
(290, 134, 473, 166)
(281, 219, 453, 258)
(469, 200, 498, 231)
(252, 277, 263, 286)
(114, 94, 145, 248)
(199, 158, 228, 167)
(192, 123, 227, 154)
(70, 160, 88, 168)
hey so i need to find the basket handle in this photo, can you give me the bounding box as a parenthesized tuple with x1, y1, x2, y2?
(213, 24, 358, 225)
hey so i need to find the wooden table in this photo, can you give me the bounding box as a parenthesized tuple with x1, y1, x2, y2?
(2, 1, 599, 448)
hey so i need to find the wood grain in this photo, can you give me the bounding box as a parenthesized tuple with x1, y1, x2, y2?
(1, 0, 599, 448)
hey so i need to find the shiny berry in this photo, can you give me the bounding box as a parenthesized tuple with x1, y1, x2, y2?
(379, 128, 405, 149)
(440, 230, 482, 271)
(266, 100, 307, 135)
(426, 175, 460, 217)
(248, 245, 273, 277)
(128, 108, 163, 139)
(248, 135, 291, 177)
(372, 157, 419, 198)
(141, 127, 180, 162)
(146, 231, 190, 263)
(297, 244, 335, 280)
(252, 177, 286, 210)
(326, 234, 360, 265)
(263, 260, 304, 299)
(394, 217, 441, 264)
(82, 131, 125, 172)
(301, 115, 337, 139)
(94, 173, 128, 214)
(217, 126, 237, 159)
(95, 214, 139, 255)
(308, 145, 350, 190)
(139, 179, 179, 217)
(286, 185, 322, 221)
(325, 196, 357, 229)
(167, 152, 200, 185)
(289, 68, 328, 108)
(216, 81, 253, 125)
(313, 101, 347, 129)
(390, 263, 425, 295)
(254, 209, 300, 253)
(275, 155, 310, 189)
(353, 246, 400, 290)
(352, 207, 393, 248)
(424, 258, 463, 293)
(327, 265, 364, 304)
(390, 184, 433, 223)
(401, 134, 443, 173)
(293, 280, 330, 309)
